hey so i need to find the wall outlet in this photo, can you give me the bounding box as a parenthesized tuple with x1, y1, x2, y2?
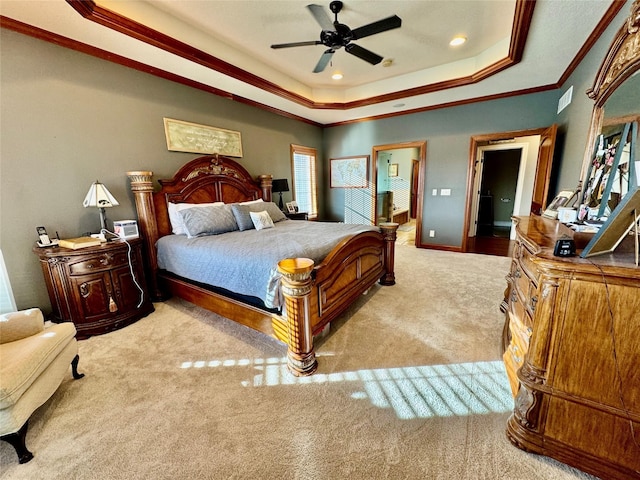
(440, 188, 451, 196)
(432, 188, 438, 196)
(429, 230, 435, 237)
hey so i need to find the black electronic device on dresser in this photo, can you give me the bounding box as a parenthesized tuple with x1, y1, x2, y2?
(33, 238, 154, 339)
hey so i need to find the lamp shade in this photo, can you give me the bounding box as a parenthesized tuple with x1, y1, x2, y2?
(272, 179, 289, 193)
(83, 181, 119, 208)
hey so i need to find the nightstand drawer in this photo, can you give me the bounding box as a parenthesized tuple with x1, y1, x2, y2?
(69, 251, 130, 275)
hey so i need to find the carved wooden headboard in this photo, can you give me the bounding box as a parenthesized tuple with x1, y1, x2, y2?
(127, 154, 273, 284)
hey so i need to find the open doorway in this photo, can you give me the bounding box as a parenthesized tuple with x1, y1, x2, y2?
(475, 148, 521, 239)
(372, 141, 426, 247)
(463, 125, 557, 255)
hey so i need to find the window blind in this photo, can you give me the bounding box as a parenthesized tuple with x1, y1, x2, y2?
(291, 146, 318, 218)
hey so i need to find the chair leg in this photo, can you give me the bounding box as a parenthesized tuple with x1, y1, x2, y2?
(1, 421, 33, 464)
(71, 354, 85, 380)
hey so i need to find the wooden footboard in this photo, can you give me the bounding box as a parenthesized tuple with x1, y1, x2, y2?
(127, 155, 397, 376)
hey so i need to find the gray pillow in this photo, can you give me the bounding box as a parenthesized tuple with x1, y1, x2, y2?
(231, 202, 287, 231)
(179, 204, 238, 238)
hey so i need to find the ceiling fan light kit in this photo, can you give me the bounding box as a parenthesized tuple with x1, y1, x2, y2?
(270, 1, 402, 73)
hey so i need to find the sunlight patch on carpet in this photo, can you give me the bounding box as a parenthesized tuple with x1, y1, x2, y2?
(180, 358, 514, 419)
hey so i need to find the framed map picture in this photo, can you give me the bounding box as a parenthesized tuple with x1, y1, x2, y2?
(163, 118, 243, 157)
(330, 156, 369, 188)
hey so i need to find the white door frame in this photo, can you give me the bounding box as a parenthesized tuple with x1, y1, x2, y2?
(469, 141, 535, 240)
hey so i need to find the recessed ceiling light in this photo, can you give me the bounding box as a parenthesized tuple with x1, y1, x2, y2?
(332, 72, 343, 80)
(382, 59, 393, 67)
(449, 36, 467, 47)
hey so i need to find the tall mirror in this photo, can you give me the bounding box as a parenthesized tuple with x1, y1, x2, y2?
(579, 0, 640, 219)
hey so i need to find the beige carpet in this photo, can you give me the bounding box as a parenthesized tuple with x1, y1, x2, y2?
(0, 246, 597, 479)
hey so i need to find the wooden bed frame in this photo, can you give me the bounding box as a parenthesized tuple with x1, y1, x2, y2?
(127, 154, 398, 376)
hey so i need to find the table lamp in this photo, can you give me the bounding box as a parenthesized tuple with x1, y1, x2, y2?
(272, 178, 289, 210)
(83, 180, 119, 231)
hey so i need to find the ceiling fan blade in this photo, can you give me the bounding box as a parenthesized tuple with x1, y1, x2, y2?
(271, 40, 322, 49)
(313, 49, 335, 73)
(351, 15, 402, 40)
(345, 43, 383, 65)
(307, 4, 335, 31)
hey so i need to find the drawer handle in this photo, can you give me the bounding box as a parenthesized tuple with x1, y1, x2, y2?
(530, 295, 538, 312)
(80, 283, 89, 298)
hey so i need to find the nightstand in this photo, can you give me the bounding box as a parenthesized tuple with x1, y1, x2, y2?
(285, 211, 308, 220)
(33, 238, 154, 339)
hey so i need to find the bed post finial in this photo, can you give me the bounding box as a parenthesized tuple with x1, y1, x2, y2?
(127, 171, 162, 301)
(259, 175, 273, 202)
(277, 258, 317, 376)
(378, 222, 399, 286)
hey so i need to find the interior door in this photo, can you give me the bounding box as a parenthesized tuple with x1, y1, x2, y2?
(410, 160, 419, 218)
(530, 124, 558, 214)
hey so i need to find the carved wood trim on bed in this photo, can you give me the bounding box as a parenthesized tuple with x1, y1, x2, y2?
(127, 154, 397, 376)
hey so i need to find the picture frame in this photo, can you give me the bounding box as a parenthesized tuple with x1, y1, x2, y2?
(286, 201, 298, 214)
(163, 118, 243, 157)
(580, 186, 640, 259)
(330, 156, 369, 188)
(388, 163, 399, 177)
(542, 190, 578, 219)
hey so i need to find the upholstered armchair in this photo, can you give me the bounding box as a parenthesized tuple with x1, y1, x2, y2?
(0, 308, 84, 463)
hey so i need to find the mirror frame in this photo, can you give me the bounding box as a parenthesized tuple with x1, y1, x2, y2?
(580, 0, 640, 186)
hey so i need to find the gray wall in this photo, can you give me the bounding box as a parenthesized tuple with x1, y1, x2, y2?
(0, 29, 322, 311)
(324, 93, 559, 246)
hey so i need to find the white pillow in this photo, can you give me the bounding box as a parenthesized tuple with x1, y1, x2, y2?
(250, 210, 274, 231)
(240, 198, 264, 205)
(168, 202, 224, 235)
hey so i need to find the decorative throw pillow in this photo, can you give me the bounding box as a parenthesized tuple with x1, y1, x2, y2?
(168, 202, 224, 235)
(179, 204, 238, 238)
(230, 204, 254, 231)
(250, 210, 274, 231)
(262, 202, 287, 223)
(231, 202, 287, 231)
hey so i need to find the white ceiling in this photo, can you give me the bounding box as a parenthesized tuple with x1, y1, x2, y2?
(0, 0, 616, 125)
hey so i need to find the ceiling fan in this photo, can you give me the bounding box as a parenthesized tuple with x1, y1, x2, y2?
(270, 1, 402, 73)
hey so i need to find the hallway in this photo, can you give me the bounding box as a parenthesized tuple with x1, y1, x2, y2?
(466, 231, 514, 257)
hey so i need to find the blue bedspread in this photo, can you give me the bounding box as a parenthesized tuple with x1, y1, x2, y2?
(156, 220, 377, 308)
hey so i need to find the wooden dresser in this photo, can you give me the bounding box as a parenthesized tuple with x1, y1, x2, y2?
(502, 216, 640, 480)
(34, 238, 154, 339)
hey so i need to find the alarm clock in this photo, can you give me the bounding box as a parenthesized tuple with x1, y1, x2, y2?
(553, 238, 576, 257)
(113, 220, 139, 239)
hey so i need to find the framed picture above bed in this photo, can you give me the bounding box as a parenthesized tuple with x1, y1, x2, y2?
(163, 118, 243, 157)
(330, 156, 369, 188)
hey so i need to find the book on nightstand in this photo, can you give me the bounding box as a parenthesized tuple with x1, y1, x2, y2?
(58, 236, 102, 250)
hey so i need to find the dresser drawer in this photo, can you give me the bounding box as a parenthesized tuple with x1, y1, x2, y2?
(69, 251, 131, 275)
(516, 244, 539, 282)
(513, 262, 533, 298)
(510, 286, 534, 326)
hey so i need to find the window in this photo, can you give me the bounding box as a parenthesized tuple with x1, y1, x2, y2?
(290, 144, 318, 219)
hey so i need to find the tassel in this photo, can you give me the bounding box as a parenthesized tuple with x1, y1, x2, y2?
(108, 296, 118, 312)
